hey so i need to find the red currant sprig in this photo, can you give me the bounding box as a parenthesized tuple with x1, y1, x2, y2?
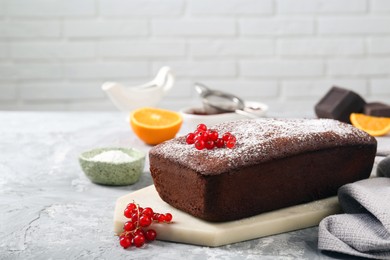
(186, 123, 237, 150)
(119, 202, 172, 249)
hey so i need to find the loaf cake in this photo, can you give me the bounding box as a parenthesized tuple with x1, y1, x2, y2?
(149, 118, 377, 222)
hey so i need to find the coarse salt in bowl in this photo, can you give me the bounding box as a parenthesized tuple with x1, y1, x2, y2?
(79, 147, 145, 186)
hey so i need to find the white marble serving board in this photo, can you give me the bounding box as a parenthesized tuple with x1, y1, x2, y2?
(113, 185, 341, 247)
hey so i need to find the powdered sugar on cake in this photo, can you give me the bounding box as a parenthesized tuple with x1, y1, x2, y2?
(150, 118, 376, 175)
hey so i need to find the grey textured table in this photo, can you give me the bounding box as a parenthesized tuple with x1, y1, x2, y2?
(0, 112, 379, 259)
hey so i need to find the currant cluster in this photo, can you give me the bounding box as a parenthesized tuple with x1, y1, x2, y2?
(185, 123, 237, 150)
(119, 202, 172, 249)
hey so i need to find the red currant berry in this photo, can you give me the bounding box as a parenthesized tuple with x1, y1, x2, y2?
(228, 135, 236, 142)
(127, 233, 135, 241)
(195, 131, 208, 141)
(158, 214, 166, 223)
(208, 130, 218, 141)
(133, 234, 145, 248)
(127, 203, 137, 212)
(124, 208, 133, 218)
(133, 229, 144, 237)
(205, 140, 215, 150)
(138, 207, 144, 213)
(164, 213, 173, 222)
(123, 221, 135, 231)
(119, 236, 132, 249)
(186, 133, 195, 144)
(226, 140, 236, 149)
(131, 212, 139, 222)
(197, 123, 207, 132)
(195, 140, 205, 150)
(142, 207, 154, 217)
(145, 229, 157, 241)
(222, 132, 232, 142)
(139, 215, 152, 227)
(215, 138, 225, 148)
(153, 213, 160, 221)
(194, 129, 204, 135)
(194, 134, 204, 142)
(204, 130, 211, 140)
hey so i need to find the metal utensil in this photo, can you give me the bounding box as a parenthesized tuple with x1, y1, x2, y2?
(194, 83, 258, 118)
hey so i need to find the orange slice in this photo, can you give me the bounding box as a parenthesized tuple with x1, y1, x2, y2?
(130, 107, 183, 145)
(350, 113, 390, 136)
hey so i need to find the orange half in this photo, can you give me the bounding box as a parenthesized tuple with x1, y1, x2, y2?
(130, 107, 182, 145)
(350, 113, 390, 136)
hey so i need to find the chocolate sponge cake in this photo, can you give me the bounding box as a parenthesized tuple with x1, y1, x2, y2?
(149, 118, 377, 222)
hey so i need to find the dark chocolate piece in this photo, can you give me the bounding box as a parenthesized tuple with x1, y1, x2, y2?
(364, 102, 390, 117)
(315, 86, 366, 123)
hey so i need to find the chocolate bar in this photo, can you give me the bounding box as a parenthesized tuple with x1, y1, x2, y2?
(364, 102, 390, 117)
(315, 86, 366, 123)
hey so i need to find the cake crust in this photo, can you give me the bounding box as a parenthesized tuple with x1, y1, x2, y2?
(149, 118, 377, 222)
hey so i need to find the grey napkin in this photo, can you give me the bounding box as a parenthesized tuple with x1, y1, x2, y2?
(318, 178, 390, 259)
(378, 156, 390, 178)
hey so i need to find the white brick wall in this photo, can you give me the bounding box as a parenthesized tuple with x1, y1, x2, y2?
(0, 0, 390, 114)
(278, 0, 367, 13)
(240, 18, 314, 36)
(5, 0, 96, 17)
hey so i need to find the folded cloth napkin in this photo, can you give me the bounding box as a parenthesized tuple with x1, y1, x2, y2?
(318, 177, 390, 259)
(377, 156, 390, 178)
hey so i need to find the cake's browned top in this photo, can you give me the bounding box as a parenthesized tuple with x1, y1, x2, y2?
(149, 118, 377, 176)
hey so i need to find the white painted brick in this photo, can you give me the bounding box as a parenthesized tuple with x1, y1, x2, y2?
(20, 81, 105, 100)
(11, 42, 96, 59)
(372, 0, 390, 12)
(240, 18, 314, 35)
(0, 83, 17, 100)
(99, 0, 184, 16)
(190, 40, 274, 57)
(327, 59, 390, 76)
(196, 80, 279, 99)
(278, 38, 365, 56)
(4, 0, 96, 17)
(68, 100, 115, 111)
(0, 63, 63, 79)
(63, 62, 149, 79)
(0, 21, 60, 38)
(191, 0, 273, 15)
(281, 79, 367, 98)
(369, 37, 390, 54)
(14, 63, 63, 79)
(1, 0, 390, 113)
(273, 99, 317, 117)
(0, 65, 17, 79)
(152, 19, 236, 36)
(241, 60, 323, 77)
(0, 1, 4, 16)
(319, 18, 390, 34)
(16, 102, 69, 111)
(7, 63, 148, 81)
(0, 103, 22, 110)
(277, 0, 366, 14)
(98, 41, 185, 58)
(164, 79, 192, 98)
(370, 79, 390, 95)
(152, 61, 236, 77)
(64, 20, 148, 38)
(0, 43, 9, 58)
